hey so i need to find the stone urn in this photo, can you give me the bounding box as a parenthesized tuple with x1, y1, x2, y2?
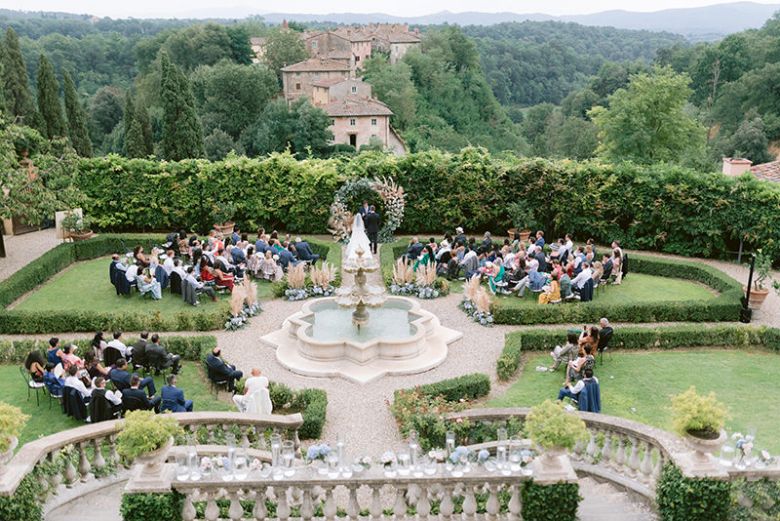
(0, 436, 18, 476)
(69, 230, 94, 242)
(134, 436, 174, 479)
(684, 430, 726, 470)
(531, 446, 576, 483)
(518, 229, 532, 242)
(214, 222, 235, 235)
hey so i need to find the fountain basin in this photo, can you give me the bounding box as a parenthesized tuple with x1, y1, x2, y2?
(261, 296, 462, 384)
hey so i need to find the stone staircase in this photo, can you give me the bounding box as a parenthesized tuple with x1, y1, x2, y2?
(45, 476, 657, 521)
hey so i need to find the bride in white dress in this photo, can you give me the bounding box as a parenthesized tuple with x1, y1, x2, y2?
(345, 213, 373, 262)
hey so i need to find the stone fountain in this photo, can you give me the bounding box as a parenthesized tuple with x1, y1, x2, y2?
(261, 246, 462, 384)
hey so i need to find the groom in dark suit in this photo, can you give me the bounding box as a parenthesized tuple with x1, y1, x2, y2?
(365, 205, 381, 255)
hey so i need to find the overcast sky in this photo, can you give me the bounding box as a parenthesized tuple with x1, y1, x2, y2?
(1, 0, 773, 18)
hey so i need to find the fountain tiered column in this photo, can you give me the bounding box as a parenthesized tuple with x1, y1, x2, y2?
(335, 248, 386, 328)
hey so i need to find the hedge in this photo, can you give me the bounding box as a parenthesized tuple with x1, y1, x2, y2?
(413, 373, 492, 402)
(497, 325, 780, 381)
(269, 382, 328, 440)
(491, 253, 743, 326)
(657, 464, 731, 521)
(0, 234, 228, 333)
(72, 150, 780, 262)
(522, 481, 580, 521)
(120, 492, 184, 521)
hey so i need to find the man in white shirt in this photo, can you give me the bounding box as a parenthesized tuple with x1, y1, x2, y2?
(107, 331, 130, 359)
(233, 368, 269, 412)
(557, 368, 598, 402)
(571, 263, 593, 290)
(185, 267, 217, 301)
(64, 365, 93, 400)
(125, 263, 139, 282)
(163, 249, 176, 275)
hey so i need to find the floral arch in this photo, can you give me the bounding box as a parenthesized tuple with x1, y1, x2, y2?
(328, 177, 405, 243)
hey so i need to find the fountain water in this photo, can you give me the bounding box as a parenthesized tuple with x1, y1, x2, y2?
(334, 248, 385, 328)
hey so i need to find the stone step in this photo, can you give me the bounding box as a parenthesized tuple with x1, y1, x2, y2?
(45, 481, 124, 521)
(578, 477, 657, 521)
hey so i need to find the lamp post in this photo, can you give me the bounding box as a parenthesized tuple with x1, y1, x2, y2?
(740, 253, 755, 323)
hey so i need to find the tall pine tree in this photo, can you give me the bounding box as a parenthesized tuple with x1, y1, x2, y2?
(160, 52, 204, 160)
(62, 71, 92, 156)
(2, 28, 36, 124)
(36, 54, 65, 139)
(123, 91, 135, 146)
(134, 102, 153, 156)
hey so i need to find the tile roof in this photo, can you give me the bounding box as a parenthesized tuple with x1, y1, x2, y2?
(751, 160, 780, 182)
(324, 96, 394, 117)
(281, 58, 351, 72)
(311, 78, 349, 88)
(386, 32, 421, 43)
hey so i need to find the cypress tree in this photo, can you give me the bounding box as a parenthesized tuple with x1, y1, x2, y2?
(62, 70, 92, 156)
(36, 54, 65, 139)
(125, 118, 147, 158)
(135, 102, 154, 156)
(123, 91, 135, 147)
(2, 28, 36, 123)
(160, 52, 204, 160)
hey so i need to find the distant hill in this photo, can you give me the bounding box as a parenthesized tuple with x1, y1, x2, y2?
(255, 2, 780, 40)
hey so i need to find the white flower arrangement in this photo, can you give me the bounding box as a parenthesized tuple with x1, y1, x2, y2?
(460, 299, 494, 327)
(428, 448, 447, 463)
(356, 456, 372, 469)
(380, 450, 397, 468)
(306, 444, 332, 462)
(328, 177, 405, 244)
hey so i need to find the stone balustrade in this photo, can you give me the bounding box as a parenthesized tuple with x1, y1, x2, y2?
(445, 407, 780, 501)
(0, 411, 304, 504)
(172, 465, 532, 521)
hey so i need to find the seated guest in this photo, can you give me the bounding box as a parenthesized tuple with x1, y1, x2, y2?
(230, 241, 247, 265)
(453, 227, 467, 247)
(123, 375, 161, 413)
(60, 344, 83, 371)
(185, 266, 218, 302)
(559, 272, 574, 299)
(90, 376, 122, 422)
(135, 267, 162, 300)
(255, 231, 268, 254)
(568, 344, 595, 383)
(534, 230, 545, 248)
(246, 247, 261, 276)
(579, 326, 600, 354)
(43, 363, 65, 396)
(405, 236, 424, 261)
(91, 331, 107, 360)
(206, 348, 243, 392)
(109, 358, 157, 396)
(133, 331, 150, 368)
(591, 261, 604, 283)
(481, 232, 493, 251)
(601, 254, 613, 281)
(200, 257, 216, 284)
(533, 246, 547, 273)
(459, 248, 479, 280)
(557, 368, 601, 413)
(276, 246, 296, 271)
(294, 237, 320, 263)
(133, 245, 149, 266)
(24, 351, 46, 383)
(64, 365, 93, 401)
(146, 334, 181, 374)
(47, 337, 63, 366)
(214, 267, 235, 292)
(598, 318, 614, 356)
(177, 232, 190, 258)
(571, 263, 593, 293)
(107, 331, 130, 360)
(611, 250, 623, 285)
(163, 249, 176, 275)
(161, 374, 193, 412)
(414, 245, 435, 271)
(125, 262, 140, 285)
(84, 351, 109, 378)
(550, 332, 580, 371)
(232, 368, 270, 412)
(538, 272, 561, 304)
(513, 266, 545, 297)
(109, 254, 128, 295)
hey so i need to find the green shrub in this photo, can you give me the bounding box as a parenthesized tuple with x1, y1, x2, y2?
(0, 473, 42, 521)
(116, 411, 183, 460)
(0, 403, 29, 452)
(524, 400, 588, 451)
(670, 386, 728, 438)
(268, 382, 327, 440)
(497, 325, 780, 381)
(120, 492, 184, 521)
(730, 477, 780, 521)
(522, 481, 580, 521)
(657, 463, 731, 521)
(414, 373, 491, 402)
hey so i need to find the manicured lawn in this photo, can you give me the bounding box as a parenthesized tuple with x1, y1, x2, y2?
(5, 362, 233, 448)
(489, 350, 780, 452)
(12, 256, 276, 312)
(492, 273, 715, 309)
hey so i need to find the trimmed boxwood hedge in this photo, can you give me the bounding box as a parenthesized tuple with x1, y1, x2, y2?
(0, 234, 229, 333)
(497, 324, 780, 381)
(268, 382, 328, 439)
(491, 254, 743, 326)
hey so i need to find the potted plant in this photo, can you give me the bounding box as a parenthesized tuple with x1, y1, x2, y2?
(525, 400, 588, 474)
(0, 403, 29, 474)
(117, 411, 182, 479)
(61, 211, 93, 241)
(671, 386, 728, 462)
(747, 251, 773, 309)
(506, 202, 538, 241)
(212, 201, 237, 235)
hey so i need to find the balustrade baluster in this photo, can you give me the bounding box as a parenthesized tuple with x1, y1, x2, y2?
(573, 437, 585, 460)
(416, 484, 431, 521)
(652, 452, 664, 484)
(78, 441, 91, 480)
(205, 424, 216, 444)
(64, 449, 78, 486)
(585, 432, 598, 463)
(182, 491, 197, 521)
(92, 438, 106, 472)
(347, 485, 360, 520)
(301, 486, 314, 521)
(393, 486, 407, 520)
(639, 441, 653, 480)
(292, 428, 302, 451)
(627, 436, 640, 475)
(239, 426, 250, 449)
(108, 434, 119, 465)
(600, 432, 613, 465)
(485, 484, 499, 521)
(613, 434, 626, 471)
(228, 490, 244, 521)
(253, 489, 268, 520)
(205, 492, 220, 521)
(462, 484, 477, 521)
(46, 451, 63, 489)
(439, 485, 455, 521)
(278, 486, 291, 521)
(370, 486, 383, 520)
(508, 484, 522, 521)
(323, 486, 338, 521)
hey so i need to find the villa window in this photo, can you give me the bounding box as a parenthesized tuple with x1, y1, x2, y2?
(331, 119, 336, 125)
(350, 119, 356, 126)
(355, 56, 360, 62)
(371, 118, 377, 126)
(352, 86, 357, 93)
(295, 83, 301, 91)
(312, 41, 318, 49)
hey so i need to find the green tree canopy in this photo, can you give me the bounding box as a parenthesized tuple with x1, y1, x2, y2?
(362, 56, 417, 130)
(62, 70, 92, 156)
(36, 53, 66, 139)
(240, 98, 332, 157)
(262, 28, 308, 83)
(2, 28, 37, 124)
(159, 52, 204, 160)
(590, 67, 706, 164)
(722, 116, 773, 165)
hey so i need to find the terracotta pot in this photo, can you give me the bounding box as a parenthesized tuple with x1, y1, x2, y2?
(518, 230, 532, 242)
(0, 436, 17, 476)
(746, 287, 769, 310)
(69, 230, 94, 242)
(134, 436, 174, 478)
(214, 222, 235, 236)
(685, 429, 726, 465)
(507, 228, 517, 239)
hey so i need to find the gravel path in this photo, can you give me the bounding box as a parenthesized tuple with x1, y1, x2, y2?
(0, 228, 60, 282)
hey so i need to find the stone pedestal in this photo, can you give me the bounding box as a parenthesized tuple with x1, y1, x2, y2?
(124, 463, 176, 494)
(531, 450, 578, 485)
